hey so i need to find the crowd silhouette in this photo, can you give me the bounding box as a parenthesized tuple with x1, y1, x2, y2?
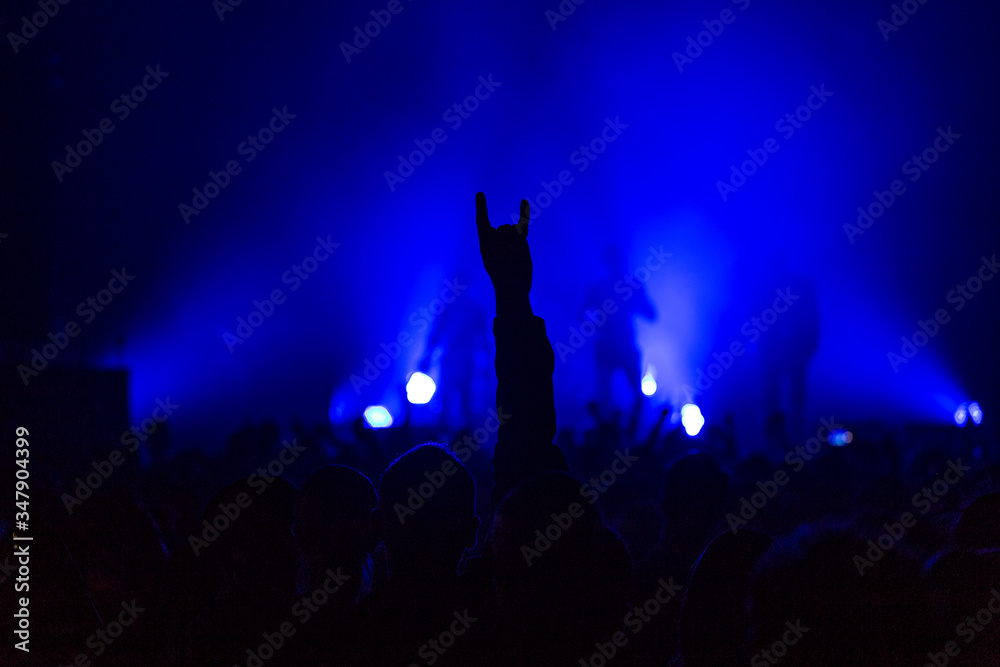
(6, 193, 999, 666)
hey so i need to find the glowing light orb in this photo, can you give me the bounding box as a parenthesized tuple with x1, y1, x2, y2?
(363, 405, 393, 428)
(681, 403, 704, 436)
(954, 403, 968, 427)
(406, 372, 436, 405)
(969, 402, 982, 425)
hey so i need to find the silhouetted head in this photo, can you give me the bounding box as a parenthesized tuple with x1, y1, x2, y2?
(748, 525, 929, 665)
(662, 452, 730, 537)
(679, 530, 772, 667)
(294, 465, 377, 599)
(63, 493, 167, 608)
(374, 444, 478, 582)
(492, 471, 628, 646)
(203, 476, 298, 604)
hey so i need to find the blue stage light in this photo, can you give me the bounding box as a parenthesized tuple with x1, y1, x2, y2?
(680, 403, 704, 436)
(828, 429, 853, 446)
(406, 372, 436, 405)
(363, 405, 393, 428)
(641, 373, 657, 396)
(969, 401, 982, 425)
(954, 403, 968, 427)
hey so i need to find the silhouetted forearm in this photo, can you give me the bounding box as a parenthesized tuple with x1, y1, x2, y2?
(490, 302, 567, 511)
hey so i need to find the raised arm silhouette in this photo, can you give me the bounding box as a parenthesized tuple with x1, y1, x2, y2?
(474, 192, 569, 511)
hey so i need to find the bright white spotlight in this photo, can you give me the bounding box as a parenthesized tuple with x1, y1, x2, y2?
(363, 405, 393, 429)
(641, 374, 657, 396)
(680, 403, 704, 437)
(969, 402, 983, 425)
(406, 372, 436, 405)
(954, 403, 968, 427)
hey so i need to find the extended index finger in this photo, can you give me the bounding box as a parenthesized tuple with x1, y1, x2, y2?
(475, 192, 492, 240)
(517, 199, 530, 238)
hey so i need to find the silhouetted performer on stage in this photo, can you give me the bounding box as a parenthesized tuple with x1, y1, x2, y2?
(757, 258, 819, 442)
(583, 244, 656, 431)
(423, 294, 490, 428)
